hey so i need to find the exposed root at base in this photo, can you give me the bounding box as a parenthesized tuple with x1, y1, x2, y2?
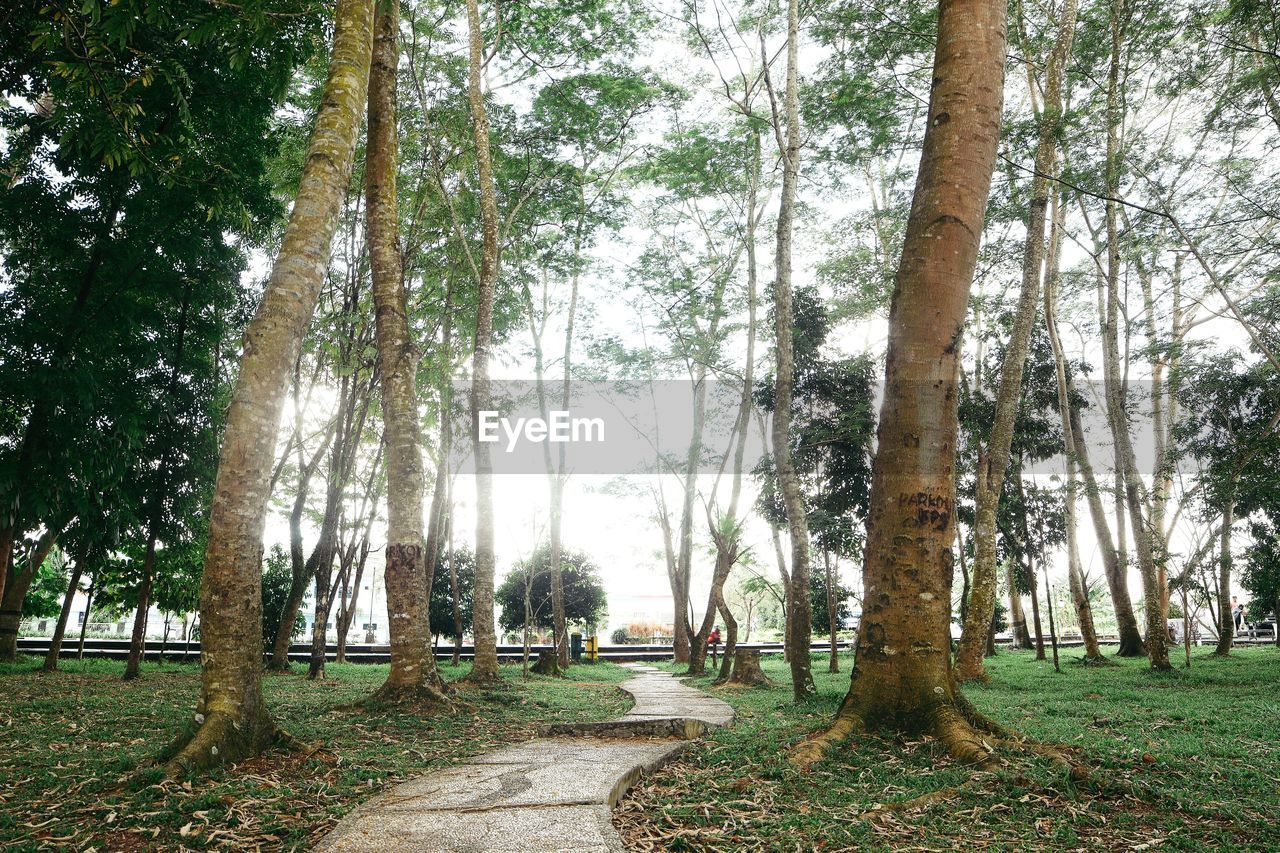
(365, 681, 453, 707)
(453, 670, 507, 690)
(997, 736, 1090, 781)
(788, 710, 864, 771)
(160, 710, 281, 778)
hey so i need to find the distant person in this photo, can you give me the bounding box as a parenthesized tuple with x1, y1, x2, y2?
(1234, 602, 1245, 632)
(708, 626, 721, 667)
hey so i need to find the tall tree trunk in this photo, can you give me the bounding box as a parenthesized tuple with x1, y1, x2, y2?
(792, 0, 1008, 769)
(162, 0, 375, 774)
(366, 0, 445, 701)
(769, 0, 815, 703)
(714, 593, 738, 684)
(43, 547, 87, 672)
(462, 0, 502, 685)
(955, 0, 1078, 682)
(1043, 192, 1103, 663)
(1102, 0, 1169, 671)
(1028, 556, 1046, 660)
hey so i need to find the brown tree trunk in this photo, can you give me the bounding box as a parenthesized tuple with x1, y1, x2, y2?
(768, 0, 815, 703)
(792, 0, 1008, 769)
(0, 530, 57, 662)
(123, 532, 157, 680)
(162, 0, 375, 774)
(955, 0, 1078, 682)
(77, 577, 95, 660)
(714, 593, 738, 684)
(366, 0, 446, 701)
(42, 548, 87, 672)
(1213, 500, 1235, 656)
(462, 0, 502, 686)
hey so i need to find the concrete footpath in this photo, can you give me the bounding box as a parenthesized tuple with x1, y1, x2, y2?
(315, 663, 734, 852)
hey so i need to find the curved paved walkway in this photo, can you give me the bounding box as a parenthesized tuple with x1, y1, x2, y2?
(315, 663, 733, 852)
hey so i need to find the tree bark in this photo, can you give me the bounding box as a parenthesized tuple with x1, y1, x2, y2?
(792, 0, 1008, 769)
(0, 529, 58, 661)
(162, 0, 375, 774)
(1007, 561, 1032, 649)
(955, 0, 1078, 682)
(366, 0, 446, 701)
(825, 550, 839, 673)
(1069, 404, 1143, 654)
(122, 532, 157, 680)
(1043, 195, 1104, 662)
(462, 0, 502, 685)
(1101, 0, 1169, 671)
(1213, 500, 1235, 655)
(42, 547, 87, 672)
(768, 0, 815, 703)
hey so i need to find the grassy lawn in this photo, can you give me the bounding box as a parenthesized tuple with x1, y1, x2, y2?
(618, 647, 1280, 851)
(0, 656, 631, 850)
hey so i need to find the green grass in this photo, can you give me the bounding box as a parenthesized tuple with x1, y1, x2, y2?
(0, 656, 631, 850)
(616, 647, 1280, 851)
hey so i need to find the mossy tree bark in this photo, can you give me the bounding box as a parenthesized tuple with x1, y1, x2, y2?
(462, 0, 502, 686)
(366, 0, 447, 701)
(792, 0, 1008, 769)
(956, 0, 1078, 682)
(163, 0, 375, 774)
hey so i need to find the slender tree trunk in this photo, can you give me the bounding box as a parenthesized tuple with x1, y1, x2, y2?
(163, 0, 375, 774)
(955, 0, 1078, 682)
(1101, 0, 1169, 672)
(1213, 499, 1235, 656)
(714, 593, 738, 684)
(463, 0, 501, 685)
(1069, 405, 1143, 654)
(825, 550, 839, 673)
(1044, 195, 1103, 662)
(123, 532, 157, 680)
(1043, 562, 1060, 672)
(367, 0, 446, 701)
(77, 577, 95, 660)
(792, 0, 1009, 770)
(43, 548, 87, 672)
(769, 0, 815, 703)
(1028, 556, 1046, 660)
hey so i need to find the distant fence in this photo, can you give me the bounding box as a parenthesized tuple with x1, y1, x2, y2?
(19, 632, 1271, 665)
(17, 636, 853, 664)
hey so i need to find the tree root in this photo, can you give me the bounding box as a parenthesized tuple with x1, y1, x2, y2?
(160, 709, 281, 777)
(366, 680, 453, 707)
(788, 708, 865, 771)
(453, 669, 507, 690)
(996, 736, 1090, 781)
